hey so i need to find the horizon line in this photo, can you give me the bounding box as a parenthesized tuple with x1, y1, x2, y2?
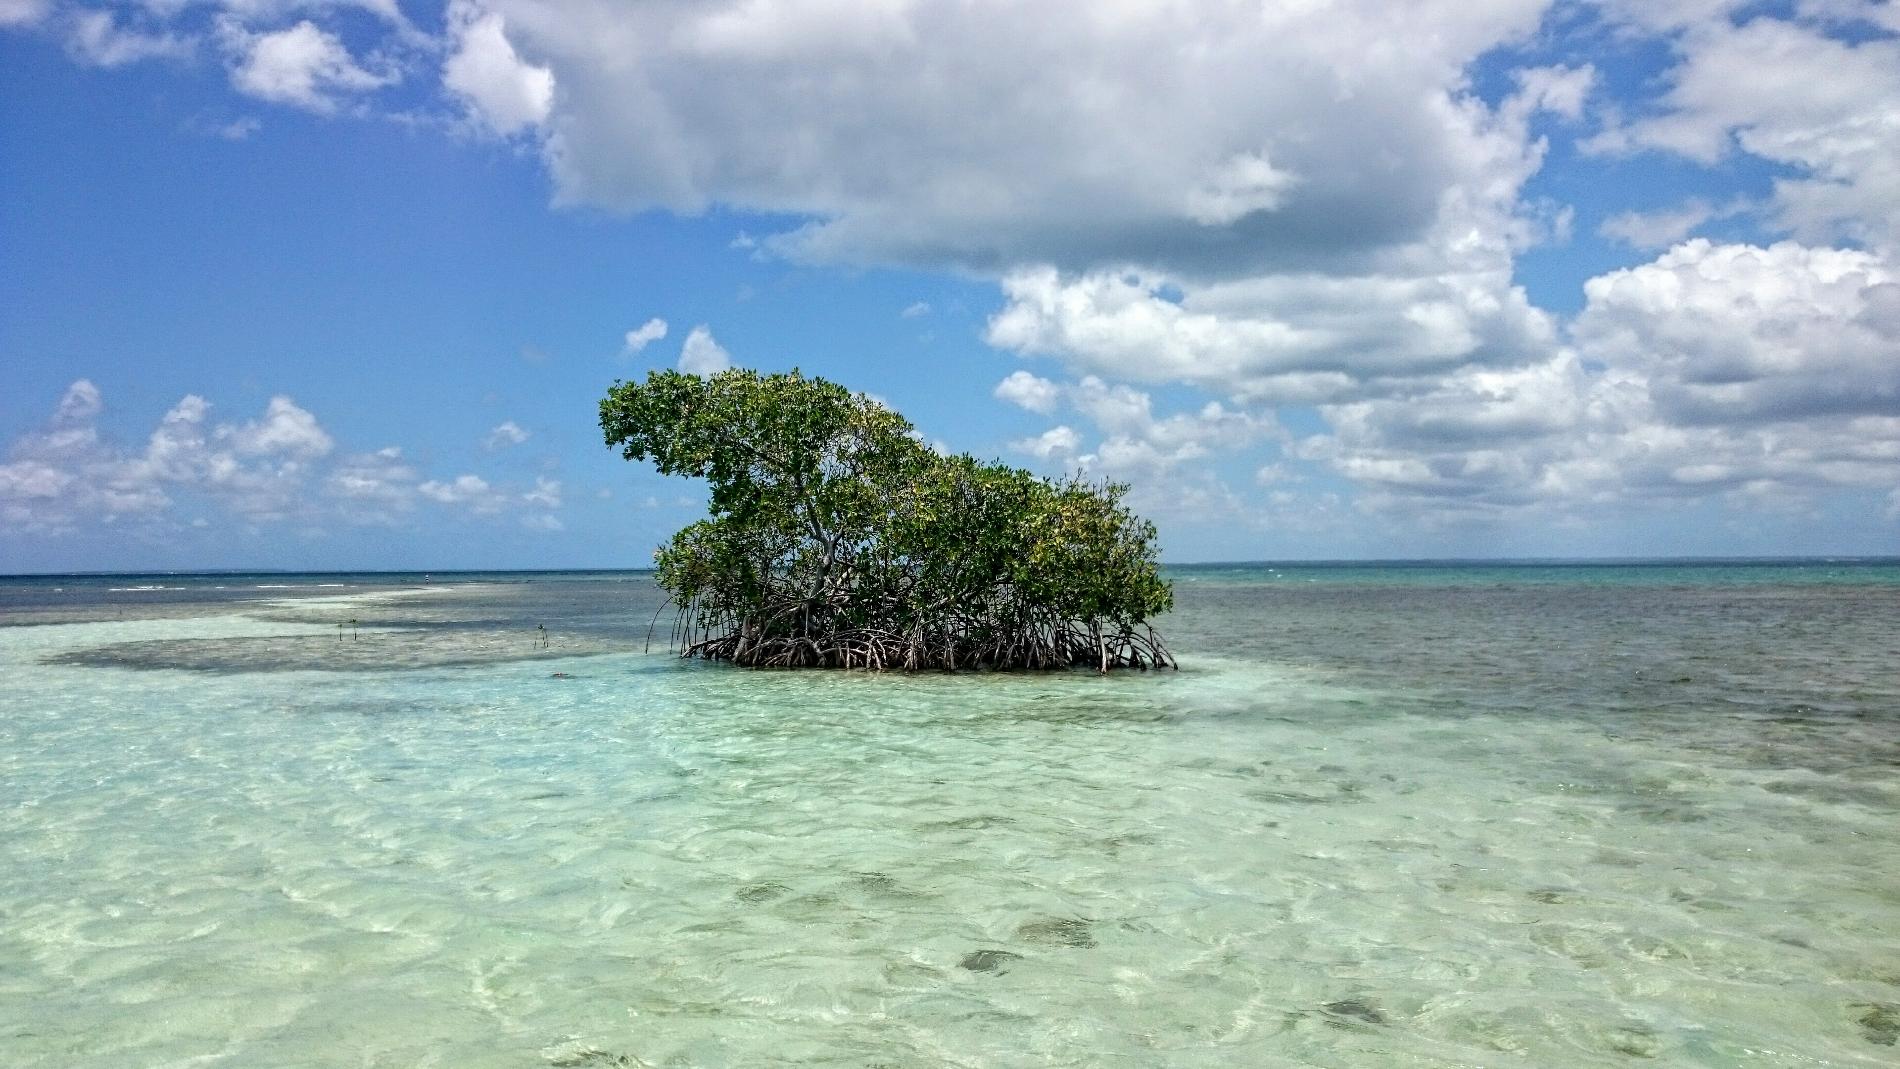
(5, 555, 1899, 579)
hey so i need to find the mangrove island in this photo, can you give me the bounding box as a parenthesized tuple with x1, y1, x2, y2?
(601, 368, 1175, 671)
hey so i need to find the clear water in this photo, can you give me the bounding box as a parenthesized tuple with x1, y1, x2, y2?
(3, 563, 1898, 1067)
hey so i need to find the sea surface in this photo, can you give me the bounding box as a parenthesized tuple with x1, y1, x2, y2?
(2, 562, 1898, 1067)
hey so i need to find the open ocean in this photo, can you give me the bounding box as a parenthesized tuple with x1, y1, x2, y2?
(3, 561, 1898, 1067)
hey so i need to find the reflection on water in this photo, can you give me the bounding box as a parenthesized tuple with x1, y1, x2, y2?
(2, 566, 1898, 1066)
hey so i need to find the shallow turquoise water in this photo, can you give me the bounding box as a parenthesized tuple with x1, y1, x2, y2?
(3, 565, 1898, 1066)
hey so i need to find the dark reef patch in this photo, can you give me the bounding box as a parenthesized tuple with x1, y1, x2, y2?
(959, 949, 1024, 973)
(1015, 916, 1095, 948)
(1321, 998, 1388, 1026)
(44, 628, 620, 674)
(1855, 1002, 1899, 1046)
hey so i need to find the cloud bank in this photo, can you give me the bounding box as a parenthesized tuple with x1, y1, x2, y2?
(1, 381, 566, 536)
(6, 0, 1897, 546)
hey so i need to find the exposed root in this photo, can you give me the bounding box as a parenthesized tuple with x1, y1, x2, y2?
(666, 598, 1175, 673)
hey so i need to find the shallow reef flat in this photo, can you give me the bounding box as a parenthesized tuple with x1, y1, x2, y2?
(0, 580, 428, 628)
(3, 564, 1899, 1067)
(44, 626, 624, 673)
(29, 578, 670, 672)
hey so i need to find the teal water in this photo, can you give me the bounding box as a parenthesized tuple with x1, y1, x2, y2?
(2, 563, 1898, 1066)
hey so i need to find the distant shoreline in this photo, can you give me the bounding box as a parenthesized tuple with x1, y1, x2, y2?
(5, 556, 1898, 580)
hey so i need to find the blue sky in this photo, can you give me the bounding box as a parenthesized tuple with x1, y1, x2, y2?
(2, 0, 1897, 570)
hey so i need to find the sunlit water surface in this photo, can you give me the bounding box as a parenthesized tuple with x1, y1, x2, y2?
(3, 564, 1898, 1067)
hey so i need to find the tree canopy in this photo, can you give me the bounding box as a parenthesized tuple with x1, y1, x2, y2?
(601, 368, 1173, 671)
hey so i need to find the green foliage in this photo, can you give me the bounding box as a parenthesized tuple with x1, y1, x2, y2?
(601, 368, 1174, 670)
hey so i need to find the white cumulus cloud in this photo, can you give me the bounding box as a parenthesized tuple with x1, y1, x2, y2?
(326, 446, 419, 523)
(65, 10, 193, 67)
(678, 325, 732, 375)
(1601, 15, 1900, 251)
(486, 420, 530, 448)
(222, 19, 395, 114)
(1576, 239, 1899, 425)
(622, 317, 668, 354)
(487, 0, 1552, 277)
(1292, 238, 1900, 523)
(993, 370, 1061, 414)
(443, 0, 554, 136)
(1010, 426, 1080, 461)
(222, 395, 334, 458)
(1599, 200, 1721, 250)
(521, 475, 561, 508)
(1, 381, 570, 535)
(0, 382, 342, 530)
(418, 473, 503, 511)
(0, 0, 48, 28)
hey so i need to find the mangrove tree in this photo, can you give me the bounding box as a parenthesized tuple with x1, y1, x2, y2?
(600, 368, 1174, 671)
